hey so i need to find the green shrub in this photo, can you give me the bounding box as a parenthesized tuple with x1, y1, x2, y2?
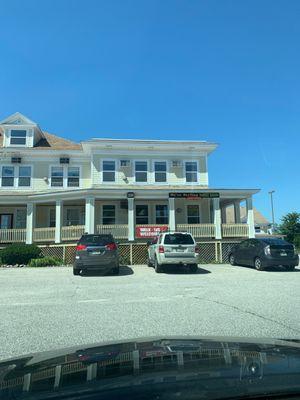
(0, 244, 42, 265)
(294, 235, 300, 252)
(28, 256, 63, 268)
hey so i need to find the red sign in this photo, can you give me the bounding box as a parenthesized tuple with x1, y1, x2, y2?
(136, 225, 168, 238)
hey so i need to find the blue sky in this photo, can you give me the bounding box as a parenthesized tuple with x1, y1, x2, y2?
(0, 0, 299, 222)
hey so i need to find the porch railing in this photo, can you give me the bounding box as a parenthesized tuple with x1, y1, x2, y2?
(33, 228, 56, 242)
(96, 224, 128, 239)
(61, 225, 86, 241)
(222, 223, 249, 237)
(177, 223, 216, 238)
(0, 229, 26, 243)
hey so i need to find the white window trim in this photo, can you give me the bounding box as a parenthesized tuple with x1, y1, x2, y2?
(133, 159, 149, 184)
(0, 164, 33, 189)
(100, 159, 117, 184)
(186, 203, 201, 224)
(49, 165, 81, 189)
(8, 128, 28, 147)
(184, 159, 200, 184)
(151, 160, 169, 185)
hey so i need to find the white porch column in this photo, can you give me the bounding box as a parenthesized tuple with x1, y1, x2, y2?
(128, 198, 135, 241)
(234, 201, 241, 223)
(55, 200, 63, 243)
(221, 206, 227, 223)
(168, 197, 176, 232)
(26, 202, 35, 244)
(246, 196, 255, 238)
(213, 198, 222, 239)
(85, 197, 95, 234)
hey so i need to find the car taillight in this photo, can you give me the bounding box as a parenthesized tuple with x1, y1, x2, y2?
(106, 243, 117, 251)
(195, 246, 200, 254)
(158, 245, 165, 253)
(76, 244, 87, 251)
(264, 245, 271, 255)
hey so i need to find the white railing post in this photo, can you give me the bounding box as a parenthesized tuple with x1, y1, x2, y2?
(246, 197, 255, 238)
(128, 198, 135, 241)
(85, 197, 95, 234)
(168, 197, 176, 232)
(26, 202, 35, 244)
(55, 200, 63, 243)
(213, 198, 222, 239)
(234, 200, 241, 223)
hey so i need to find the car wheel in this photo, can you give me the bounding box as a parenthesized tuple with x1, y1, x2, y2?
(73, 268, 80, 276)
(111, 264, 120, 275)
(229, 254, 236, 266)
(286, 265, 295, 271)
(154, 257, 163, 273)
(147, 257, 153, 267)
(254, 257, 264, 271)
(189, 264, 198, 273)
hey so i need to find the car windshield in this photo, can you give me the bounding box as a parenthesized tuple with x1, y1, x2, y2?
(164, 234, 194, 245)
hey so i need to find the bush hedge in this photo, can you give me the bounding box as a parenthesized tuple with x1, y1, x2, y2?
(0, 243, 42, 265)
(28, 256, 63, 268)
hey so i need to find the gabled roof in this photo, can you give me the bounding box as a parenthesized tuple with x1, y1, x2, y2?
(0, 128, 81, 150)
(226, 206, 270, 226)
(0, 112, 37, 125)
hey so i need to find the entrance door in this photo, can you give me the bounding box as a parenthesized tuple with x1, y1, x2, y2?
(0, 214, 13, 229)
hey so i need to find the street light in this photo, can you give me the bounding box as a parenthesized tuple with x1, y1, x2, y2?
(268, 190, 275, 229)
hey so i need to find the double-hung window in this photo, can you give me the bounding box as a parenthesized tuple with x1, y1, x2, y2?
(154, 161, 167, 183)
(10, 130, 27, 146)
(187, 205, 200, 224)
(102, 205, 116, 225)
(67, 167, 80, 187)
(136, 205, 149, 224)
(66, 209, 80, 226)
(51, 167, 64, 187)
(156, 205, 168, 224)
(51, 166, 80, 187)
(18, 166, 31, 187)
(102, 160, 116, 182)
(185, 161, 198, 183)
(135, 161, 147, 182)
(1, 166, 14, 187)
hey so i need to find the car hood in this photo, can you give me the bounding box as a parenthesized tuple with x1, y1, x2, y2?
(1, 336, 300, 399)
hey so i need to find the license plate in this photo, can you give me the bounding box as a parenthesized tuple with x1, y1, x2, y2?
(91, 251, 101, 255)
(176, 248, 184, 252)
(280, 252, 287, 256)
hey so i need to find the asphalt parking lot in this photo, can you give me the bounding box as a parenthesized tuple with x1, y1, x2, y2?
(1, 263, 300, 361)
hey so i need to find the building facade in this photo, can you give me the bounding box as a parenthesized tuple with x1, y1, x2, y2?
(0, 112, 259, 244)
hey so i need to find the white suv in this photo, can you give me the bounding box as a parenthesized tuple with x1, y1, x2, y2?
(147, 231, 200, 273)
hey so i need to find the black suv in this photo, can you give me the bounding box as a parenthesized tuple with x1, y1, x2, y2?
(73, 234, 119, 276)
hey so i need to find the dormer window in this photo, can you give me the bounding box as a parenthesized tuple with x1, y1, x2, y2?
(10, 130, 27, 146)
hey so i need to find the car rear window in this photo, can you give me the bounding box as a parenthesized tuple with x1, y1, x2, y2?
(79, 235, 114, 245)
(261, 238, 290, 246)
(164, 233, 194, 245)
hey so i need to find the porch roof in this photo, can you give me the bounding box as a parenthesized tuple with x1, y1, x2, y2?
(0, 186, 260, 203)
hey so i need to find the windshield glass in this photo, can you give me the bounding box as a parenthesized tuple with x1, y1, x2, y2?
(164, 234, 194, 245)
(79, 235, 114, 245)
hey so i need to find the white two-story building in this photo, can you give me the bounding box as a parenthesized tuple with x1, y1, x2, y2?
(0, 112, 259, 244)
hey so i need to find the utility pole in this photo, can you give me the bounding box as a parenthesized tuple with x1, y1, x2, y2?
(268, 190, 275, 229)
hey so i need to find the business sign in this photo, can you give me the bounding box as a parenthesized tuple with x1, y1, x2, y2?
(169, 192, 219, 199)
(136, 225, 168, 238)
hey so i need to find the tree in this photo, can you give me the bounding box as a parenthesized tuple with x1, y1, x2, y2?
(279, 212, 300, 244)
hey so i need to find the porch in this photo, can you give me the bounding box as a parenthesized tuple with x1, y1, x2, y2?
(0, 193, 255, 244)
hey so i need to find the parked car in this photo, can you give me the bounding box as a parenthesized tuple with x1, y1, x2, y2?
(73, 234, 119, 275)
(228, 238, 299, 271)
(147, 231, 200, 273)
